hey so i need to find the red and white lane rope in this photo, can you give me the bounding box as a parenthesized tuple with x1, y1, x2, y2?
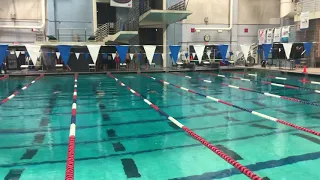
(0, 74, 44, 105)
(65, 73, 78, 180)
(0, 74, 8, 80)
(107, 72, 262, 180)
(200, 72, 320, 93)
(141, 74, 320, 137)
(169, 72, 320, 107)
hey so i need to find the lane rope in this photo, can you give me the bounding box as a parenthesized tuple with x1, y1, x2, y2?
(0, 75, 8, 80)
(65, 73, 78, 180)
(169, 72, 320, 107)
(141, 74, 320, 137)
(200, 72, 320, 93)
(107, 72, 262, 180)
(0, 74, 44, 105)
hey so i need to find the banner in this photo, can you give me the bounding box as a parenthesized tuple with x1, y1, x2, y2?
(0, 45, 8, 67)
(15, 51, 20, 58)
(57, 45, 72, 65)
(262, 44, 272, 60)
(169, 45, 181, 64)
(75, 53, 80, 60)
(110, 0, 132, 8)
(129, 53, 134, 60)
(111, 53, 116, 60)
(103, 53, 108, 60)
(192, 53, 196, 59)
(266, 28, 274, 44)
(258, 29, 266, 45)
(273, 27, 281, 43)
(240, 44, 251, 61)
(87, 45, 101, 64)
(300, 11, 309, 29)
(26, 44, 41, 66)
(303, 42, 312, 57)
(281, 26, 290, 43)
(116, 45, 129, 63)
(218, 44, 229, 60)
(282, 43, 293, 59)
(185, 52, 188, 59)
(193, 45, 205, 63)
(143, 45, 157, 64)
(56, 52, 60, 59)
(84, 53, 89, 60)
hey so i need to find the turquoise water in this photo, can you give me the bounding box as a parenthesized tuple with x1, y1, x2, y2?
(0, 71, 319, 180)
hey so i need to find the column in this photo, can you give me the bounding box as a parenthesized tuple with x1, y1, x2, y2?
(163, 0, 167, 68)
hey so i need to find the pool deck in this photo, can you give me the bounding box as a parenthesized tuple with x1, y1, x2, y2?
(3, 65, 320, 77)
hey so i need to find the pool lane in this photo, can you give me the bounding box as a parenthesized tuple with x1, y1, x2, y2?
(142, 73, 320, 137)
(114, 73, 320, 180)
(1, 74, 320, 180)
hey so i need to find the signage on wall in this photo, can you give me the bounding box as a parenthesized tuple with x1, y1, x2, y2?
(258, 29, 266, 45)
(110, 0, 132, 8)
(300, 11, 309, 29)
(244, 28, 248, 33)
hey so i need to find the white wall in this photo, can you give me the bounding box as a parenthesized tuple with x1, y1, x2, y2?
(179, 0, 281, 46)
(184, 0, 230, 24)
(0, 0, 42, 43)
(238, 0, 280, 24)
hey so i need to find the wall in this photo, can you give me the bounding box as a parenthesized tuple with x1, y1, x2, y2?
(178, 0, 281, 48)
(47, 0, 93, 42)
(0, 0, 42, 43)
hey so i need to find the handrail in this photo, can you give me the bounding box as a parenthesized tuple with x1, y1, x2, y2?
(168, 0, 186, 10)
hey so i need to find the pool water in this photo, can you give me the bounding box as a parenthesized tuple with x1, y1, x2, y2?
(0, 71, 320, 180)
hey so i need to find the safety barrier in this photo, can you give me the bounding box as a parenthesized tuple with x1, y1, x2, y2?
(169, 72, 320, 107)
(141, 74, 320, 137)
(0, 75, 8, 80)
(65, 73, 78, 180)
(107, 72, 262, 180)
(0, 74, 44, 105)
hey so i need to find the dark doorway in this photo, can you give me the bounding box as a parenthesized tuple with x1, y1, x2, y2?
(97, 3, 116, 25)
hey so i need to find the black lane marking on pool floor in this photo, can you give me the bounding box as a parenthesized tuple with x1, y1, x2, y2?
(4, 169, 24, 180)
(292, 133, 320, 145)
(224, 116, 240, 122)
(251, 101, 266, 107)
(262, 177, 271, 180)
(250, 124, 277, 130)
(168, 122, 180, 129)
(20, 149, 38, 160)
(113, 142, 126, 152)
(121, 158, 141, 178)
(107, 129, 117, 138)
(39, 117, 49, 127)
(215, 145, 243, 160)
(33, 134, 45, 144)
(204, 104, 218, 110)
(1, 125, 320, 168)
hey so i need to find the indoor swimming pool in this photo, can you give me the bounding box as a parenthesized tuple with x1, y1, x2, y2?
(0, 71, 320, 180)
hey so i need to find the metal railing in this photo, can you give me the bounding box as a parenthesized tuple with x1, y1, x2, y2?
(168, 0, 186, 10)
(95, 23, 116, 42)
(57, 28, 87, 42)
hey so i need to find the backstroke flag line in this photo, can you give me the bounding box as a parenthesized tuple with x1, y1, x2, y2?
(111, 53, 116, 60)
(0, 45, 8, 67)
(56, 52, 60, 59)
(26, 44, 42, 65)
(103, 53, 108, 60)
(130, 54, 134, 60)
(57, 45, 72, 65)
(15, 51, 20, 58)
(262, 44, 272, 60)
(143, 45, 157, 64)
(194, 45, 205, 63)
(303, 42, 312, 57)
(75, 53, 80, 60)
(282, 43, 293, 59)
(240, 45, 250, 61)
(218, 44, 229, 60)
(87, 45, 101, 64)
(116, 45, 129, 63)
(169, 45, 181, 64)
